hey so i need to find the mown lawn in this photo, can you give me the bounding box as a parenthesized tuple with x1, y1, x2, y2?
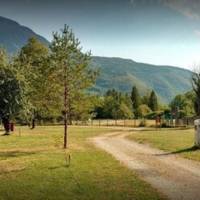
(0, 126, 165, 200)
(128, 128, 200, 161)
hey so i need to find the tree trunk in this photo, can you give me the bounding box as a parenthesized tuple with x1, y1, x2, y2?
(31, 118, 35, 129)
(64, 66, 68, 149)
(64, 89, 68, 149)
(2, 117, 10, 135)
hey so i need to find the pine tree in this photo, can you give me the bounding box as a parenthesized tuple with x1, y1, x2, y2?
(131, 86, 140, 118)
(148, 90, 158, 111)
(50, 25, 97, 148)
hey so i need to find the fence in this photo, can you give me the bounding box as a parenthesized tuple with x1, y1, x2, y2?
(72, 119, 156, 127)
(1, 117, 197, 129)
(72, 117, 197, 128)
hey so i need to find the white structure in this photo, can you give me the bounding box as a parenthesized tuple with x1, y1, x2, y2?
(194, 119, 200, 147)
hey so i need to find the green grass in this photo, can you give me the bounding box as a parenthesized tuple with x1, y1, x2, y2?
(0, 126, 165, 200)
(128, 128, 200, 161)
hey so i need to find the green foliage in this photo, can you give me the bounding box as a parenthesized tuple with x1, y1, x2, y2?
(141, 93, 150, 105)
(16, 37, 55, 123)
(170, 91, 195, 117)
(0, 49, 25, 121)
(94, 89, 134, 119)
(138, 104, 152, 118)
(192, 72, 200, 116)
(0, 48, 8, 65)
(19, 37, 49, 63)
(131, 86, 141, 118)
(94, 87, 162, 120)
(70, 94, 95, 121)
(0, 26, 98, 127)
(50, 25, 97, 122)
(148, 90, 158, 111)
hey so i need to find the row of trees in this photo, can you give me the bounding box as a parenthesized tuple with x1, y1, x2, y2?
(92, 71, 200, 121)
(91, 70, 200, 120)
(93, 87, 159, 119)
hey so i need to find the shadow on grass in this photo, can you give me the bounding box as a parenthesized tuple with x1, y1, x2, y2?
(0, 151, 37, 160)
(154, 146, 199, 156)
(133, 127, 192, 132)
(48, 164, 70, 170)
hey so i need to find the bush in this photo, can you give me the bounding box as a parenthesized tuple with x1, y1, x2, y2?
(139, 119, 146, 127)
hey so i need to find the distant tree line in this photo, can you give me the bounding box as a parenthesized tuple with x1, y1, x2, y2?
(93, 87, 159, 119)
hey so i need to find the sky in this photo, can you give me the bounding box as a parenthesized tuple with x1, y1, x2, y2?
(0, 0, 200, 69)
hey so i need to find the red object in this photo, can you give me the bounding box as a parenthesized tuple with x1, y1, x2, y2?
(10, 123, 14, 132)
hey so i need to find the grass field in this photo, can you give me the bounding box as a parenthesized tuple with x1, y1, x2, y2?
(0, 126, 165, 200)
(128, 128, 200, 161)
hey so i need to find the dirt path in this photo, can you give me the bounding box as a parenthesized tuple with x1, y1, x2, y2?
(92, 131, 200, 200)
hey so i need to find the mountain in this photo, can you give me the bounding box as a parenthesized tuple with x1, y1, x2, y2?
(0, 16, 49, 53)
(91, 56, 193, 103)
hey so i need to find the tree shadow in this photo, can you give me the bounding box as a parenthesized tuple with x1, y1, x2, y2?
(134, 127, 191, 132)
(154, 146, 199, 156)
(48, 164, 69, 170)
(1, 133, 11, 136)
(0, 151, 37, 160)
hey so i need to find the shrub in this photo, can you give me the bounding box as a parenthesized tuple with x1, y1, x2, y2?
(139, 119, 146, 127)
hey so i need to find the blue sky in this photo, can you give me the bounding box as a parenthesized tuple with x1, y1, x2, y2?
(0, 0, 200, 69)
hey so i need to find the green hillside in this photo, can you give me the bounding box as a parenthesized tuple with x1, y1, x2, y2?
(91, 56, 193, 103)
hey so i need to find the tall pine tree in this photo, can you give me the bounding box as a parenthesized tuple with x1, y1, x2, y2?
(50, 25, 97, 148)
(148, 90, 158, 111)
(131, 86, 140, 118)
